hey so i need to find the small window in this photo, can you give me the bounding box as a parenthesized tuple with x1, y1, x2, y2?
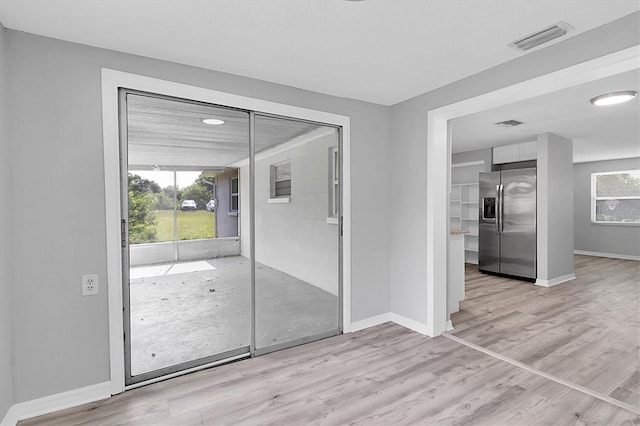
(591, 170, 640, 225)
(230, 177, 239, 212)
(329, 147, 339, 217)
(271, 162, 291, 198)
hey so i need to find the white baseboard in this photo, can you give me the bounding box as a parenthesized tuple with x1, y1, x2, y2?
(536, 273, 576, 288)
(389, 313, 429, 335)
(349, 313, 391, 332)
(446, 320, 454, 332)
(350, 312, 429, 336)
(1, 382, 111, 426)
(574, 250, 640, 261)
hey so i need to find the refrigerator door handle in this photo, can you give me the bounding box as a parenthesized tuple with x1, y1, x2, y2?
(499, 184, 505, 233)
(495, 184, 500, 234)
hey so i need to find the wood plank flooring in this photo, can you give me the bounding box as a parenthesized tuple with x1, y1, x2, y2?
(21, 320, 639, 425)
(451, 255, 640, 412)
(19, 254, 639, 425)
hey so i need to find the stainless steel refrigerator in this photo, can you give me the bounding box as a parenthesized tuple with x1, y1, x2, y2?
(479, 168, 536, 280)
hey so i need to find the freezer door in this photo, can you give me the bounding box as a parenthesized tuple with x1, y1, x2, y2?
(499, 168, 536, 279)
(479, 172, 500, 274)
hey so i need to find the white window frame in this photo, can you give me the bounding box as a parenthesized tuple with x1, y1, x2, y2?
(270, 161, 291, 200)
(591, 169, 640, 226)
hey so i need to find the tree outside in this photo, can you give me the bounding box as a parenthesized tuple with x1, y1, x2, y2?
(128, 173, 216, 244)
(128, 174, 160, 244)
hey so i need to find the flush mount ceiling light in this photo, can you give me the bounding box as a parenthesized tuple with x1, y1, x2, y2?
(202, 118, 225, 125)
(590, 91, 638, 106)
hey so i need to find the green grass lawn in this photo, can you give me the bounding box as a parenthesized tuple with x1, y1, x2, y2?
(155, 210, 216, 241)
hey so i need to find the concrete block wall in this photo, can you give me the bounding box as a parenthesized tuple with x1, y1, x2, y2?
(241, 130, 339, 295)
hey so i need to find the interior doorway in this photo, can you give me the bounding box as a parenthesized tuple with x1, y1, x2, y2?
(119, 89, 342, 385)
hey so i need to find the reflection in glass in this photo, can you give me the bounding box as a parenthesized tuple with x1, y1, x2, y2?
(252, 115, 340, 350)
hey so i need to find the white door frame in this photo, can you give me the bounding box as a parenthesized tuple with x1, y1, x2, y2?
(101, 69, 352, 394)
(426, 46, 640, 337)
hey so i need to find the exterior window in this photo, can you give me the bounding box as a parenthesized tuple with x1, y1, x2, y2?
(591, 170, 640, 224)
(330, 147, 339, 217)
(271, 162, 292, 198)
(230, 177, 239, 212)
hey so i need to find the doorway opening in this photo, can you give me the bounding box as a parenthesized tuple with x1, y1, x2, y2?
(438, 50, 639, 413)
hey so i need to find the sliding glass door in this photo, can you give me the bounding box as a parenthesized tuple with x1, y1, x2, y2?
(252, 114, 341, 354)
(121, 91, 251, 384)
(120, 91, 341, 385)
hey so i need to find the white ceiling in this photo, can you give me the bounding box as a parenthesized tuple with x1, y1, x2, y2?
(451, 69, 640, 163)
(0, 1, 638, 105)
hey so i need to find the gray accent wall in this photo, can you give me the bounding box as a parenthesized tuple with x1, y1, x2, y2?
(389, 12, 640, 325)
(574, 157, 640, 257)
(0, 21, 14, 421)
(5, 29, 390, 403)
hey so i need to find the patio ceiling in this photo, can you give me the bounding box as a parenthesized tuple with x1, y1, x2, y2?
(126, 93, 324, 170)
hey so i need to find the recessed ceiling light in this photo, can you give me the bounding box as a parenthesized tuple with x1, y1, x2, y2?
(203, 118, 225, 125)
(590, 91, 637, 106)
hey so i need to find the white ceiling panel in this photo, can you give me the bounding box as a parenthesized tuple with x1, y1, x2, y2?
(0, 1, 637, 105)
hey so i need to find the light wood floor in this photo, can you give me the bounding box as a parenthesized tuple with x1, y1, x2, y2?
(20, 255, 639, 425)
(451, 255, 640, 411)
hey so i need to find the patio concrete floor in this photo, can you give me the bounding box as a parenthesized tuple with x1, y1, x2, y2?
(129, 256, 338, 376)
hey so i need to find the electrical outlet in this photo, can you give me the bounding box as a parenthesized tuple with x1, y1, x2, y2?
(82, 274, 99, 296)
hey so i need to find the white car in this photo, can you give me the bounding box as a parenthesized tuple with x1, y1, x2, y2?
(206, 199, 216, 212)
(180, 200, 197, 210)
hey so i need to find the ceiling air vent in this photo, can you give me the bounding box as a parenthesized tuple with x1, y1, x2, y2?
(509, 22, 573, 51)
(495, 120, 524, 128)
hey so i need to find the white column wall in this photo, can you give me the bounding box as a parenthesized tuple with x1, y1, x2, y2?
(537, 133, 575, 282)
(0, 21, 14, 421)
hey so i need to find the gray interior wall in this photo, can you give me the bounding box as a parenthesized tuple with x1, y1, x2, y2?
(537, 133, 574, 280)
(6, 29, 391, 403)
(389, 12, 640, 324)
(0, 21, 14, 420)
(574, 157, 640, 257)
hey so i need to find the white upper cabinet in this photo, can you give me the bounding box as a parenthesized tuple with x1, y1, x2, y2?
(519, 141, 537, 161)
(492, 141, 537, 164)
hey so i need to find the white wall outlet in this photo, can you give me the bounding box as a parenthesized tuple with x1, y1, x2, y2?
(82, 274, 99, 296)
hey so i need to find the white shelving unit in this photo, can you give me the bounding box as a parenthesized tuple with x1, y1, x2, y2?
(451, 160, 485, 264)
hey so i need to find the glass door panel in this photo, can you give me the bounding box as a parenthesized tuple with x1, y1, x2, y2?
(252, 114, 340, 353)
(122, 91, 251, 383)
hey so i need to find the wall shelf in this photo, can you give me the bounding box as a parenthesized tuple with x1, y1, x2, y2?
(451, 160, 486, 264)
